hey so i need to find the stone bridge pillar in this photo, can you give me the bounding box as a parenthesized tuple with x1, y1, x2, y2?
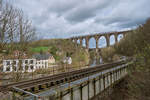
(74, 38, 78, 44)
(114, 33, 118, 43)
(79, 38, 83, 46)
(71, 38, 74, 42)
(105, 35, 110, 47)
(95, 36, 99, 53)
(85, 37, 89, 51)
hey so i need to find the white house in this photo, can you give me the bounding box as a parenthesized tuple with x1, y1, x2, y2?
(63, 57, 72, 64)
(32, 53, 55, 69)
(2, 53, 56, 73)
(3, 59, 36, 73)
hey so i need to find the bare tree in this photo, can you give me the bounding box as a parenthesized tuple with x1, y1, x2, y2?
(0, 0, 36, 82)
(16, 10, 36, 51)
(0, 1, 36, 52)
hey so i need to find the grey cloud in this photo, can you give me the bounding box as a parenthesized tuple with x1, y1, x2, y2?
(64, 0, 113, 23)
(11, 0, 150, 39)
(94, 0, 150, 30)
(47, 0, 79, 14)
(65, 9, 95, 23)
(117, 19, 146, 29)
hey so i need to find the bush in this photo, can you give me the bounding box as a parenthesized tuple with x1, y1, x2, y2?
(115, 18, 150, 56)
(101, 46, 116, 62)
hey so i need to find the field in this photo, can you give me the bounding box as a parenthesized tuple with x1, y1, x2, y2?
(30, 46, 50, 53)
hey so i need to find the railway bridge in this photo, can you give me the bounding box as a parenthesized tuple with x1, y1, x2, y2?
(0, 59, 132, 100)
(69, 30, 131, 51)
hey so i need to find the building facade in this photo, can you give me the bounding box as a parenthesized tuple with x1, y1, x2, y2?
(33, 53, 55, 69)
(36, 60, 49, 69)
(63, 57, 72, 64)
(3, 59, 36, 72)
(2, 53, 56, 73)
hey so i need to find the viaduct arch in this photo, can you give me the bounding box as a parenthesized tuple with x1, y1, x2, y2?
(70, 30, 131, 50)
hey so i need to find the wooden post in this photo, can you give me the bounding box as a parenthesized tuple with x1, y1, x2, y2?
(102, 75, 106, 97)
(107, 73, 109, 87)
(103, 75, 105, 90)
(34, 96, 37, 100)
(93, 78, 96, 96)
(12, 90, 16, 100)
(115, 70, 118, 81)
(113, 71, 115, 85)
(120, 68, 122, 78)
(80, 85, 83, 100)
(107, 73, 110, 95)
(99, 76, 101, 92)
(59, 91, 63, 100)
(110, 72, 112, 85)
(118, 69, 120, 80)
(71, 88, 73, 100)
(88, 80, 90, 100)
(119, 69, 121, 79)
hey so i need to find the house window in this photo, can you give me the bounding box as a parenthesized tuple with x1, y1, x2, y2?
(6, 67, 10, 71)
(30, 60, 33, 64)
(6, 61, 10, 65)
(30, 66, 34, 70)
(25, 60, 28, 64)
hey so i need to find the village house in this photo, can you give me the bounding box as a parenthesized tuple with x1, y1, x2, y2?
(2, 50, 37, 72)
(63, 57, 72, 64)
(32, 53, 55, 69)
(2, 51, 55, 73)
(3, 59, 36, 72)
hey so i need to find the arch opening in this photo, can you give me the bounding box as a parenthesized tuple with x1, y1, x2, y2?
(98, 36, 107, 48)
(118, 34, 123, 42)
(89, 37, 96, 48)
(110, 35, 115, 45)
(77, 39, 80, 44)
(82, 38, 86, 47)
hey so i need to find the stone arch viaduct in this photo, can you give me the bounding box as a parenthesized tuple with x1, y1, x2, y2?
(69, 30, 131, 50)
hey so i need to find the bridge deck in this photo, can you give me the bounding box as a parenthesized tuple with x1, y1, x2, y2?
(0, 60, 128, 92)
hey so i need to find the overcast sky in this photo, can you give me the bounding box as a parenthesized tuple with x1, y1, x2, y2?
(11, 0, 150, 39)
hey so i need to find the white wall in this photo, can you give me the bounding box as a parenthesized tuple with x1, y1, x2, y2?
(3, 59, 36, 73)
(3, 58, 55, 73)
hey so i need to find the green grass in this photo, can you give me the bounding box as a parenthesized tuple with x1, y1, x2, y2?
(30, 46, 49, 53)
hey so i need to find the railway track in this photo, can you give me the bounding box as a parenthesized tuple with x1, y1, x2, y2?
(0, 60, 128, 92)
